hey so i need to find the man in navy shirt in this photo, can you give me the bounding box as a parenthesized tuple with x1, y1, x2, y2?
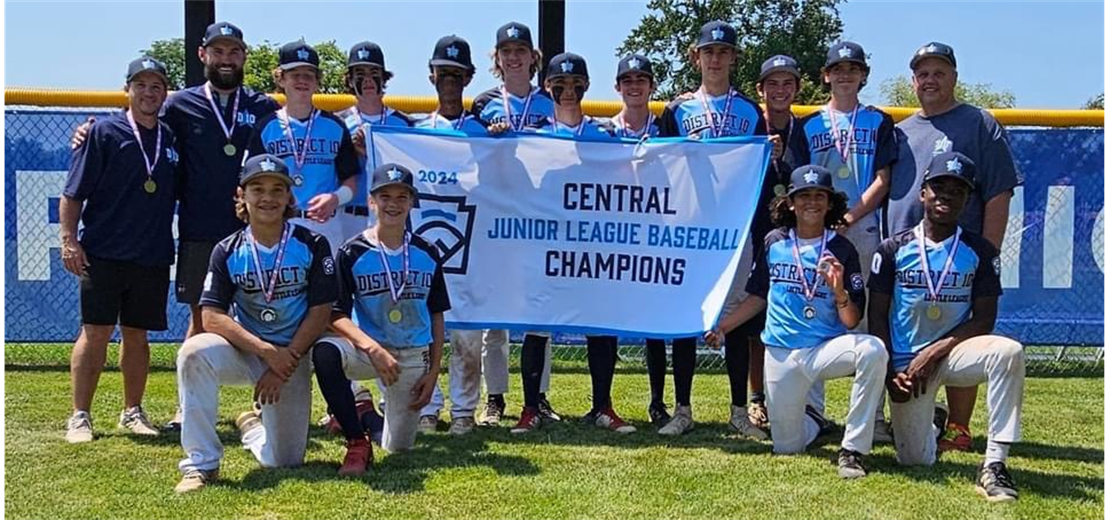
(62, 57, 180, 444)
(869, 152, 1024, 502)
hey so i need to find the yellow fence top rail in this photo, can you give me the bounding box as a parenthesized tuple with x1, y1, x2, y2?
(6, 87, 1105, 128)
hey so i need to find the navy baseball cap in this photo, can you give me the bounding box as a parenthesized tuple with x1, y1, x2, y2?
(911, 41, 957, 70)
(924, 151, 976, 190)
(279, 41, 319, 70)
(758, 54, 801, 83)
(696, 20, 737, 48)
(546, 52, 589, 80)
(825, 41, 868, 68)
(370, 163, 417, 196)
(126, 56, 169, 85)
(497, 21, 534, 49)
(617, 54, 654, 80)
(240, 154, 293, 187)
(202, 21, 245, 49)
(787, 165, 835, 197)
(348, 41, 385, 69)
(429, 35, 474, 71)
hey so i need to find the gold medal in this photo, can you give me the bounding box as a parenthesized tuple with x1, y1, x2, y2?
(837, 165, 851, 179)
(223, 143, 237, 156)
(773, 184, 787, 197)
(388, 309, 403, 323)
(926, 305, 942, 321)
(143, 179, 157, 193)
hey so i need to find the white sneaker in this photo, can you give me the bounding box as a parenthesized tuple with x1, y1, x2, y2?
(729, 405, 769, 440)
(417, 415, 438, 434)
(65, 411, 94, 443)
(175, 468, 218, 494)
(118, 406, 159, 436)
(873, 419, 894, 444)
(658, 405, 694, 436)
(448, 417, 476, 436)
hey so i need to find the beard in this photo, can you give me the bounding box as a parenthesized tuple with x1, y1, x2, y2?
(205, 62, 244, 90)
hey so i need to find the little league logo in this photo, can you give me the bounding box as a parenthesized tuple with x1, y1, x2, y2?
(410, 193, 476, 275)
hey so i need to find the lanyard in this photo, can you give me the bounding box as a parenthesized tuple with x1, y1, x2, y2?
(828, 104, 860, 165)
(374, 231, 411, 304)
(125, 110, 161, 180)
(278, 108, 318, 171)
(615, 112, 655, 139)
(915, 223, 962, 305)
(501, 85, 535, 131)
(698, 87, 735, 137)
(247, 223, 292, 304)
(431, 112, 468, 131)
(789, 229, 830, 303)
(205, 83, 241, 142)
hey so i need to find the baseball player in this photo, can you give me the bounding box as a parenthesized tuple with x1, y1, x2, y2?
(246, 40, 361, 256)
(869, 151, 1024, 502)
(788, 41, 897, 442)
(651, 20, 768, 436)
(174, 153, 337, 493)
(62, 56, 179, 443)
(707, 165, 887, 479)
(599, 54, 664, 139)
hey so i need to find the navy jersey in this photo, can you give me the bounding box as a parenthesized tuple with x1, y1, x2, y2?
(658, 89, 767, 138)
(163, 85, 279, 241)
(598, 113, 663, 139)
(747, 228, 867, 349)
(471, 86, 555, 130)
(868, 226, 1003, 371)
(338, 107, 415, 205)
(200, 224, 338, 346)
(247, 109, 360, 210)
(789, 105, 896, 212)
(334, 232, 451, 348)
(414, 112, 488, 134)
(64, 112, 180, 266)
(530, 116, 613, 139)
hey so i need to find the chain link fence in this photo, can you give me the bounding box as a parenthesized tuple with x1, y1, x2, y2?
(5, 106, 1103, 376)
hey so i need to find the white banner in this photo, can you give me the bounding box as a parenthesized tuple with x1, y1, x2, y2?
(368, 126, 771, 338)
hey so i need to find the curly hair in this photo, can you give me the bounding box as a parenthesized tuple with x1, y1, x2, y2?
(271, 67, 322, 88)
(768, 190, 850, 230)
(489, 48, 543, 80)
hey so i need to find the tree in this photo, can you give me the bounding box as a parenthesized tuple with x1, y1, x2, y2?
(144, 38, 348, 94)
(1084, 93, 1103, 110)
(879, 76, 1016, 109)
(617, 0, 845, 103)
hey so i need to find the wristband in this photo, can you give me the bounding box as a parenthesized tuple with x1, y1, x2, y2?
(333, 185, 354, 206)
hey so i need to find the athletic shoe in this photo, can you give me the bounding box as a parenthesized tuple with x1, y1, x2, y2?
(510, 407, 542, 434)
(872, 420, 894, 444)
(748, 401, 770, 430)
(933, 402, 949, 441)
(448, 417, 476, 436)
(163, 407, 183, 432)
(939, 423, 973, 452)
(648, 401, 671, 427)
(976, 461, 1019, 502)
(118, 406, 159, 436)
(236, 410, 262, 441)
(537, 397, 562, 422)
(730, 405, 769, 440)
(65, 411, 94, 444)
(805, 405, 835, 438)
(318, 413, 343, 436)
(417, 415, 438, 434)
(174, 468, 218, 494)
(658, 405, 693, 436)
(338, 437, 373, 477)
(594, 408, 637, 434)
(837, 448, 867, 479)
(479, 397, 505, 426)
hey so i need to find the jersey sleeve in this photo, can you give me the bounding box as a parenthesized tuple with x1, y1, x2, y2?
(788, 116, 812, 166)
(245, 118, 268, 160)
(64, 123, 107, 201)
(426, 250, 452, 314)
(866, 237, 899, 295)
(306, 233, 338, 307)
(657, 101, 681, 137)
(839, 238, 867, 310)
(335, 126, 360, 182)
(198, 240, 236, 311)
(469, 91, 492, 122)
(745, 232, 774, 298)
(968, 234, 1003, 298)
(976, 109, 1022, 201)
(874, 110, 897, 170)
(332, 245, 356, 317)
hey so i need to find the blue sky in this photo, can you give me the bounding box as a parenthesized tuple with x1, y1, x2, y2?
(3, 0, 1105, 108)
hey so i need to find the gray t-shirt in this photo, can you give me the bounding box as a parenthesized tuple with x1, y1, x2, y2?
(885, 103, 1021, 236)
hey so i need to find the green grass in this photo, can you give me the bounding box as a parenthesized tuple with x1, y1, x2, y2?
(5, 345, 1104, 520)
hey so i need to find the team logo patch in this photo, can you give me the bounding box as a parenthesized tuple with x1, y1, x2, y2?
(871, 252, 883, 274)
(219, 25, 234, 36)
(560, 60, 574, 73)
(411, 193, 476, 275)
(357, 48, 370, 60)
(142, 58, 156, 70)
(946, 158, 963, 174)
(628, 57, 642, 69)
(506, 26, 521, 38)
(446, 45, 459, 58)
(850, 273, 864, 291)
(323, 256, 335, 276)
(803, 169, 819, 184)
(711, 27, 725, 40)
(297, 48, 310, 60)
(387, 167, 404, 181)
(773, 57, 787, 67)
(992, 256, 1001, 276)
(838, 46, 852, 58)
(933, 135, 952, 155)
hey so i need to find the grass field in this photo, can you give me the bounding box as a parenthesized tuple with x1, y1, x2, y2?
(5, 344, 1104, 520)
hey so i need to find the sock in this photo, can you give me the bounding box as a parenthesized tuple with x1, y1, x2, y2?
(488, 393, 505, 406)
(985, 440, 1011, 465)
(672, 336, 696, 407)
(312, 343, 364, 440)
(586, 335, 617, 412)
(645, 339, 667, 405)
(751, 391, 766, 404)
(521, 334, 547, 408)
(724, 329, 750, 407)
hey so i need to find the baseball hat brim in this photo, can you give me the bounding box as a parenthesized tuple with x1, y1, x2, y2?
(371, 180, 418, 196)
(241, 171, 293, 187)
(204, 35, 246, 48)
(127, 68, 169, 85)
(696, 41, 737, 49)
(280, 62, 318, 71)
(786, 184, 835, 198)
(759, 66, 801, 82)
(910, 53, 955, 70)
(924, 173, 975, 190)
(429, 59, 472, 70)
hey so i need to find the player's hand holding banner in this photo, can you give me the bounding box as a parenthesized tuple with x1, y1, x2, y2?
(368, 126, 770, 338)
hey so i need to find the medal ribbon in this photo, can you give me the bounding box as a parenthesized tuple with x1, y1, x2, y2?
(501, 86, 535, 131)
(915, 223, 962, 308)
(828, 104, 859, 166)
(615, 112, 655, 139)
(375, 231, 411, 304)
(278, 108, 318, 171)
(789, 229, 830, 304)
(248, 223, 292, 304)
(698, 88, 735, 138)
(126, 109, 162, 182)
(205, 83, 241, 143)
(431, 112, 468, 131)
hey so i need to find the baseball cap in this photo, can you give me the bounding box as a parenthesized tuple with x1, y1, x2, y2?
(825, 41, 868, 68)
(202, 21, 245, 49)
(910, 41, 957, 70)
(696, 20, 737, 48)
(370, 163, 418, 196)
(616, 54, 654, 81)
(497, 22, 534, 49)
(546, 52, 589, 80)
(787, 165, 835, 197)
(758, 54, 801, 83)
(126, 56, 169, 85)
(429, 35, 475, 71)
(348, 41, 385, 69)
(240, 154, 293, 187)
(923, 151, 976, 190)
(279, 40, 319, 71)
